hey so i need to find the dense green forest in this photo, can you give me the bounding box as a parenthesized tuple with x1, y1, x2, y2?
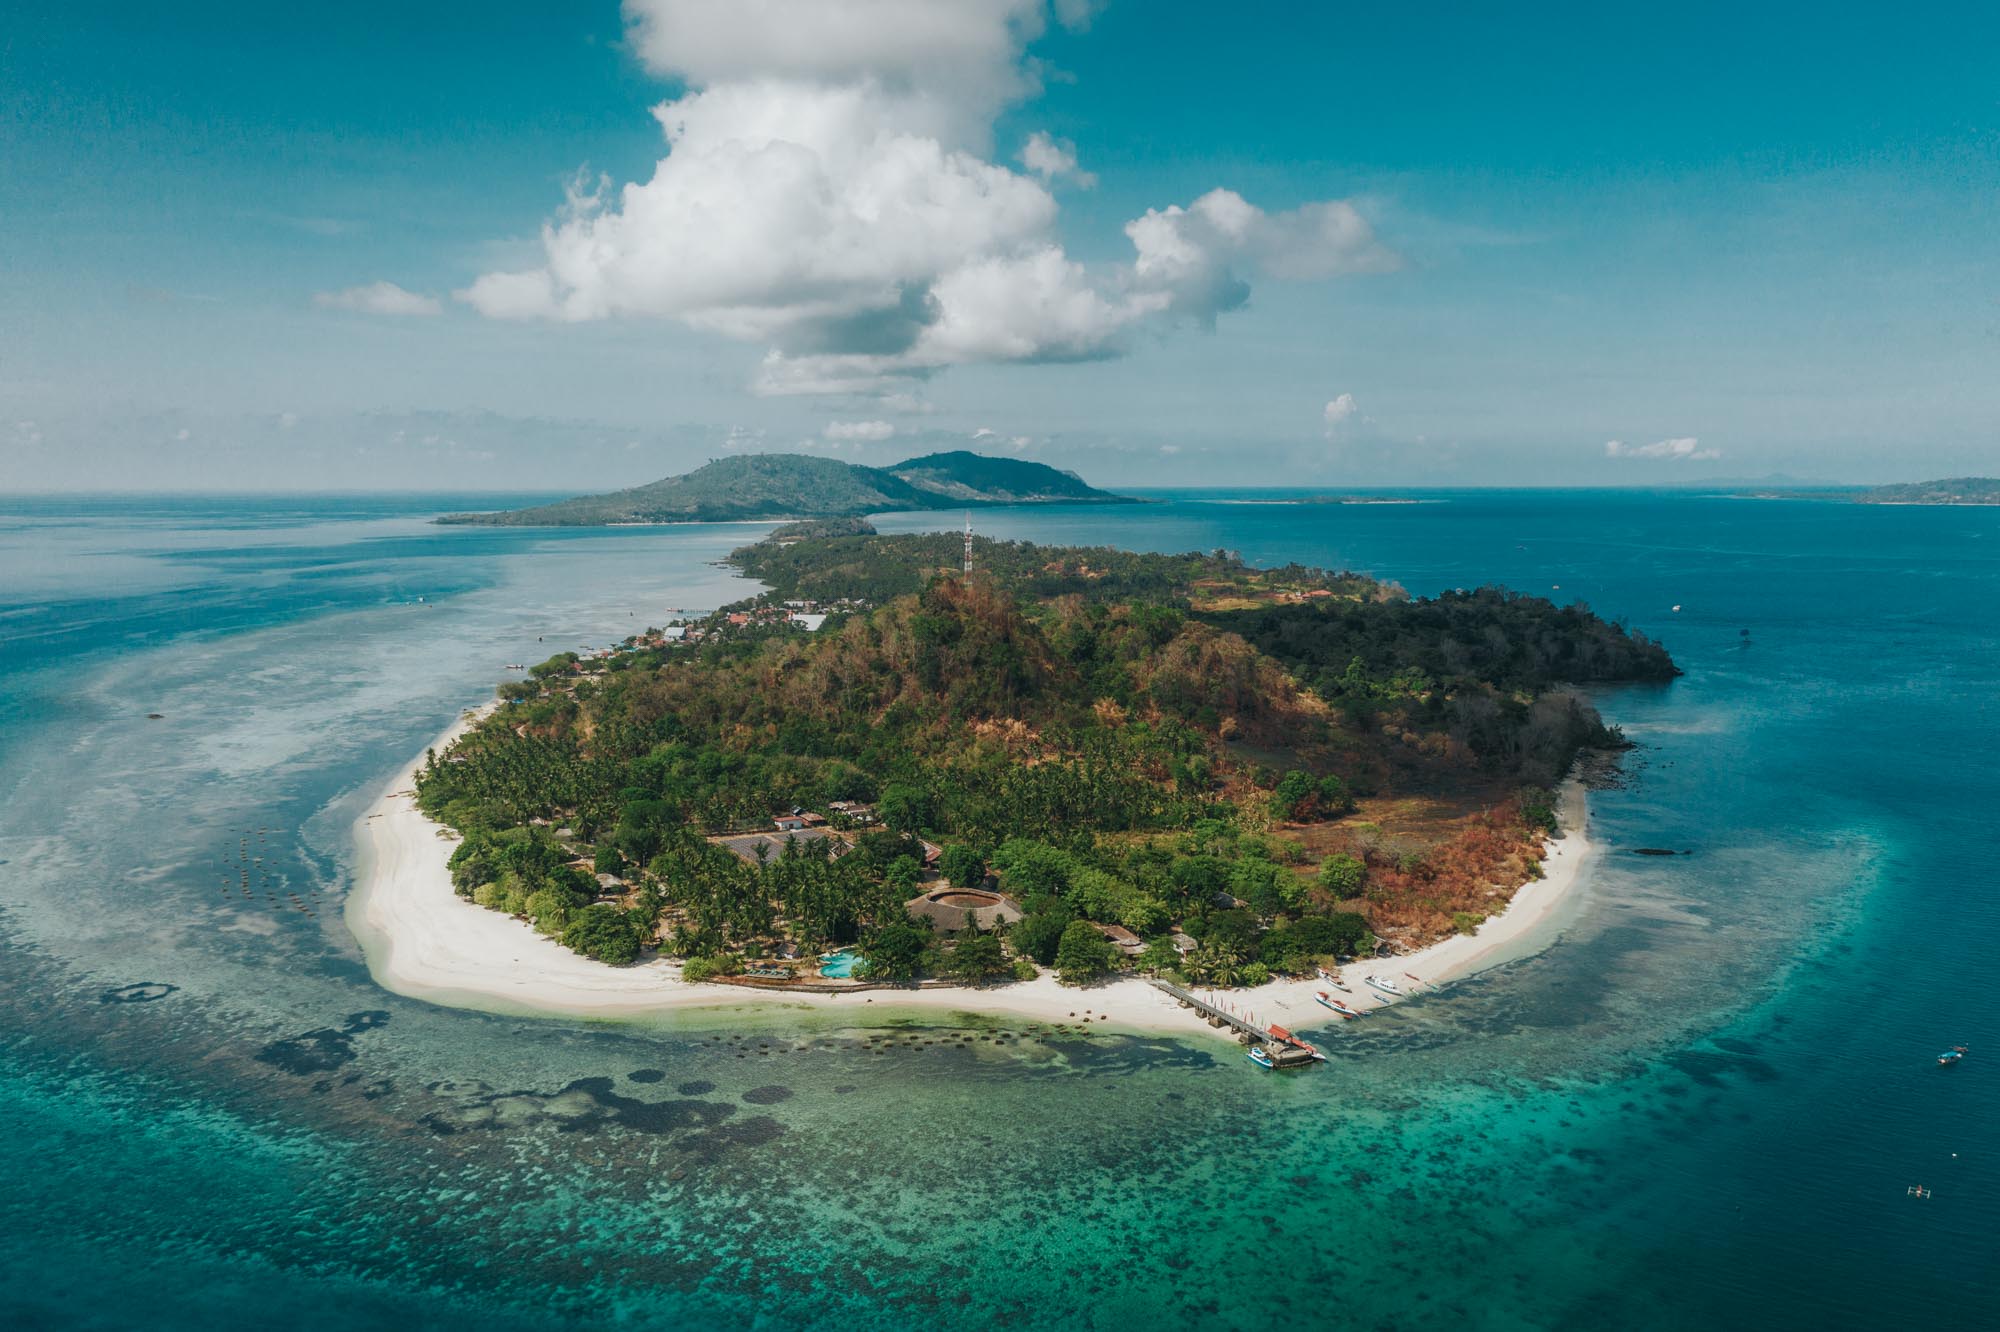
(414, 533, 1674, 985)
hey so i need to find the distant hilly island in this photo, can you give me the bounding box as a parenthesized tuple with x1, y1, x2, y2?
(1735, 477, 2000, 505)
(437, 450, 1134, 526)
(1852, 477, 2000, 505)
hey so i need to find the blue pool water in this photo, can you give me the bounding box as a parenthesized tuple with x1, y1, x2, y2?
(818, 949, 865, 979)
(0, 488, 1994, 1330)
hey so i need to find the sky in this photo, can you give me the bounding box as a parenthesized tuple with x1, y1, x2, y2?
(4, 0, 1997, 491)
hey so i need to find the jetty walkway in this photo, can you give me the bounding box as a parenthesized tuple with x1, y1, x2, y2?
(1147, 979, 1321, 1067)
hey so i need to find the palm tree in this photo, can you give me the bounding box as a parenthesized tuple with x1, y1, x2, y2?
(1186, 942, 1244, 987)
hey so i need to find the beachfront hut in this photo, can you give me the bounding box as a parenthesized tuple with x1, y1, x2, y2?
(1094, 923, 1145, 956)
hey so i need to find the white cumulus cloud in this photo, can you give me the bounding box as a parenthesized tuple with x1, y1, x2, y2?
(1604, 436, 1721, 461)
(461, 0, 1394, 395)
(823, 419, 896, 441)
(315, 281, 444, 316)
(1020, 131, 1095, 186)
(1323, 393, 1360, 437)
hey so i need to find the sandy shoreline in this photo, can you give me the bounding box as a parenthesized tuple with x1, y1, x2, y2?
(347, 714, 1598, 1040)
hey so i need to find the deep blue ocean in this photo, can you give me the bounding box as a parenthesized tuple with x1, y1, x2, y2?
(0, 490, 1993, 1331)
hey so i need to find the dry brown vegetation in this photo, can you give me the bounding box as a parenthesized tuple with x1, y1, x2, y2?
(1284, 793, 1547, 948)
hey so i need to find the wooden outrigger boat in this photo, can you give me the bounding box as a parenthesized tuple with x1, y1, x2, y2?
(1314, 991, 1364, 1019)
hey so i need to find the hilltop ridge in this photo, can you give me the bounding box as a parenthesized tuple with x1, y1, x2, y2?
(437, 450, 1132, 526)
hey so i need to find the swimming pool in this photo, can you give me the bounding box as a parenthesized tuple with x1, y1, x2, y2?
(818, 949, 865, 979)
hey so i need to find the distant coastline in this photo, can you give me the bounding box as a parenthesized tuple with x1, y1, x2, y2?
(1730, 476, 1999, 506)
(1209, 496, 1435, 506)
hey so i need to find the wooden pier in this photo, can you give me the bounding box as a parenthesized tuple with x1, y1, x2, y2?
(1148, 979, 1320, 1067)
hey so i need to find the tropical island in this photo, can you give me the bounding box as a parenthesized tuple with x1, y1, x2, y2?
(359, 524, 1675, 1030)
(1852, 476, 2000, 506)
(435, 450, 1133, 526)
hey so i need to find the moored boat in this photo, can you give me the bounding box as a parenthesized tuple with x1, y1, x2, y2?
(1315, 991, 1364, 1018)
(1364, 974, 1402, 996)
(1247, 1045, 1277, 1070)
(1938, 1045, 1967, 1067)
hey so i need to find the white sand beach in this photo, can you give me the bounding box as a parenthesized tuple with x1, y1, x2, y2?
(348, 713, 1597, 1040)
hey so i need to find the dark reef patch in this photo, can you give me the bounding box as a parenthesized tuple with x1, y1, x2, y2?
(627, 1068, 666, 1084)
(676, 1079, 716, 1096)
(256, 1027, 361, 1074)
(415, 1076, 742, 1137)
(1667, 1048, 1781, 1087)
(254, 1010, 390, 1075)
(100, 982, 177, 1004)
(683, 1115, 785, 1153)
(742, 1085, 793, 1105)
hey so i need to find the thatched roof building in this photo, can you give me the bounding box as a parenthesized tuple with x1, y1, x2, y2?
(903, 887, 1024, 932)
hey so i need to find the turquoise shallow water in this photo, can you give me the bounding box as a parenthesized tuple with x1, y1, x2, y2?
(0, 490, 1994, 1329)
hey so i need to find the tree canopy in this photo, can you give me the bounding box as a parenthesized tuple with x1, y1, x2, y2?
(413, 531, 1669, 980)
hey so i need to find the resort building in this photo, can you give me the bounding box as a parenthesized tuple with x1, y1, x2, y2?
(903, 886, 1024, 932)
(716, 826, 848, 864)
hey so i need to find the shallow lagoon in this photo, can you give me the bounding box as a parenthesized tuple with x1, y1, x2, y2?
(1, 490, 1993, 1329)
